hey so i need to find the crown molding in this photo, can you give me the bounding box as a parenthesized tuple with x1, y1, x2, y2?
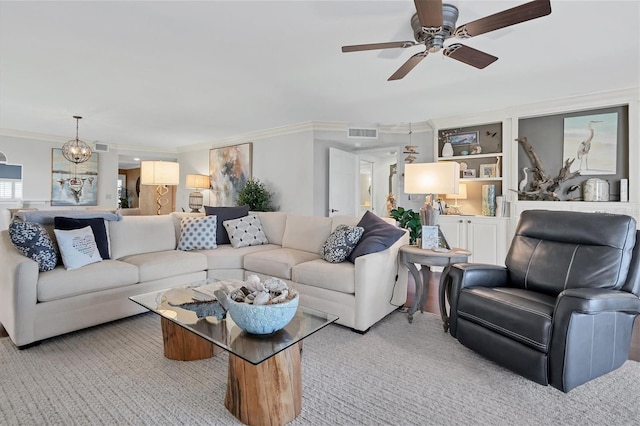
(0, 128, 68, 143)
(178, 120, 432, 152)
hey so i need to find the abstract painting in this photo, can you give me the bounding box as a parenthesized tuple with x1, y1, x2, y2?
(209, 143, 252, 206)
(563, 112, 618, 175)
(51, 148, 99, 206)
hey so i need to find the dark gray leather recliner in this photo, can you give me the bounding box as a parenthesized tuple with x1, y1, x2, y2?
(443, 210, 640, 392)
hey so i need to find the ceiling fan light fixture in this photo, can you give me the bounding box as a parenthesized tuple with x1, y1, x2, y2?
(342, 0, 551, 80)
(62, 116, 93, 164)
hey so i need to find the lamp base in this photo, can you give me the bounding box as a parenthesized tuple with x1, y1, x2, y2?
(156, 185, 170, 215)
(448, 204, 462, 215)
(188, 191, 203, 213)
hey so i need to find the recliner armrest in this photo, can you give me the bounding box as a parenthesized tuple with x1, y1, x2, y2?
(446, 263, 508, 337)
(554, 288, 640, 317)
(549, 288, 640, 392)
(448, 263, 509, 290)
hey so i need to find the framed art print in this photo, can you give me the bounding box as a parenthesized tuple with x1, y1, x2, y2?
(51, 148, 98, 206)
(449, 131, 479, 146)
(209, 143, 252, 206)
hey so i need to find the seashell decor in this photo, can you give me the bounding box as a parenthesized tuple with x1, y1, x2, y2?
(229, 275, 297, 305)
(226, 275, 299, 334)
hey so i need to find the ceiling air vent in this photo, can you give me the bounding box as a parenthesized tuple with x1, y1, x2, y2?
(347, 127, 378, 139)
(93, 142, 109, 153)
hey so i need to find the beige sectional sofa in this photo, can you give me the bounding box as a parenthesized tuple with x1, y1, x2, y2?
(0, 211, 409, 347)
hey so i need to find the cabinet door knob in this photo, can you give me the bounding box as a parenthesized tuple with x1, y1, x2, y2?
(467, 220, 472, 223)
(458, 220, 463, 223)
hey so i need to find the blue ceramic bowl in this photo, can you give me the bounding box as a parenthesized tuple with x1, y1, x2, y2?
(227, 295, 299, 334)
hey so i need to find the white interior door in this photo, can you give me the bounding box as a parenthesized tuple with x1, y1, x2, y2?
(329, 147, 358, 217)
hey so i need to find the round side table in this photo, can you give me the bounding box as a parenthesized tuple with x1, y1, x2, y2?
(399, 245, 470, 325)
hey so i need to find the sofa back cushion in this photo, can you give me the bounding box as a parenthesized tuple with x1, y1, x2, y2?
(282, 214, 332, 254)
(331, 215, 360, 230)
(204, 205, 250, 245)
(506, 210, 637, 296)
(109, 215, 177, 259)
(254, 212, 287, 246)
(169, 212, 205, 244)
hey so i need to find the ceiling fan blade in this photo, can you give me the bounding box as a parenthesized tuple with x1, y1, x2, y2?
(454, 0, 551, 39)
(414, 0, 443, 29)
(388, 51, 428, 81)
(342, 41, 417, 53)
(443, 44, 498, 69)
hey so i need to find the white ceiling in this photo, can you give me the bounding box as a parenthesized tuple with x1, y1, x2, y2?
(1, 1, 638, 151)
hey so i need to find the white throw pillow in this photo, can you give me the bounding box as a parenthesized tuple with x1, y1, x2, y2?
(177, 215, 217, 251)
(223, 215, 268, 248)
(53, 226, 103, 270)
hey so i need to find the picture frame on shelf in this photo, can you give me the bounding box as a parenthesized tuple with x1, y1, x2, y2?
(462, 169, 476, 178)
(449, 131, 479, 146)
(480, 163, 497, 178)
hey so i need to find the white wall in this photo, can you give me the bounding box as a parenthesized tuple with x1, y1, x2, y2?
(0, 135, 119, 210)
(177, 129, 315, 215)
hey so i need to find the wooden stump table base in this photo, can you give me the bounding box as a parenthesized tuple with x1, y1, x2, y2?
(225, 343, 302, 426)
(161, 317, 222, 361)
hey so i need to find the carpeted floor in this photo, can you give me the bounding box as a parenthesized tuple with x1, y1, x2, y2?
(1, 310, 639, 425)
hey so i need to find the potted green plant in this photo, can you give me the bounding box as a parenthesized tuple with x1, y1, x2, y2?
(237, 178, 277, 211)
(389, 206, 421, 245)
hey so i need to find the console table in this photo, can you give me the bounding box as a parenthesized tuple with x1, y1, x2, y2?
(399, 245, 470, 324)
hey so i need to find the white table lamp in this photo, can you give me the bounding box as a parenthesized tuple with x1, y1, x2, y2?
(185, 174, 210, 213)
(446, 183, 468, 215)
(141, 161, 180, 215)
(404, 162, 460, 225)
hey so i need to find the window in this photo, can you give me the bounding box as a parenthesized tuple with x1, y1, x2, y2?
(0, 163, 23, 201)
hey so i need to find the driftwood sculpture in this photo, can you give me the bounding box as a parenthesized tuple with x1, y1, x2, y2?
(514, 137, 581, 201)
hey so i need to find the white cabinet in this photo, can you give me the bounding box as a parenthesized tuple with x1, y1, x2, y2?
(439, 216, 509, 266)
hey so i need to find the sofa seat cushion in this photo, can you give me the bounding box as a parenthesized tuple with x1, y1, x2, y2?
(244, 248, 320, 280)
(37, 260, 139, 302)
(457, 287, 556, 353)
(292, 259, 355, 294)
(199, 244, 280, 270)
(120, 250, 207, 282)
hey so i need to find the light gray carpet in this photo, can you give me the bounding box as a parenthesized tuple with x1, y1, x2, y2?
(1, 310, 639, 425)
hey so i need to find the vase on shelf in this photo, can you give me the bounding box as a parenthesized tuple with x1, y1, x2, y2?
(442, 142, 453, 157)
(482, 184, 496, 217)
(495, 156, 501, 177)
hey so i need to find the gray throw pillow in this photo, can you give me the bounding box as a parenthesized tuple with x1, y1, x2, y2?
(223, 214, 268, 248)
(320, 225, 364, 263)
(8, 221, 59, 272)
(204, 205, 249, 245)
(348, 211, 405, 262)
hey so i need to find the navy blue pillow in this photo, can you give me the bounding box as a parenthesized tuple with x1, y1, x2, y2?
(54, 217, 111, 260)
(348, 211, 406, 262)
(8, 221, 59, 272)
(204, 205, 250, 245)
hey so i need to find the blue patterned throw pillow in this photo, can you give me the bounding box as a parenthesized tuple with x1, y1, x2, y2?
(8, 221, 59, 272)
(320, 225, 365, 263)
(177, 215, 217, 251)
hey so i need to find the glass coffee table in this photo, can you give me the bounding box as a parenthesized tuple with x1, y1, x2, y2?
(130, 281, 338, 426)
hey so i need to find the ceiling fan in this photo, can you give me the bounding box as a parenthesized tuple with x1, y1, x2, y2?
(341, 0, 552, 81)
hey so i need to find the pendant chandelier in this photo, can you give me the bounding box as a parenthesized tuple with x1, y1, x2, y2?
(62, 116, 92, 164)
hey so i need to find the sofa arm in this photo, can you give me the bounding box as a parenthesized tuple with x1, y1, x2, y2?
(446, 263, 508, 337)
(0, 230, 40, 346)
(352, 230, 410, 331)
